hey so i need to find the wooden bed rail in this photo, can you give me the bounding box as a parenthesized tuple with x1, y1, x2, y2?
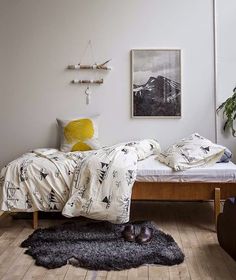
(31, 183, 227, 230)
(131, 182, 228, 230)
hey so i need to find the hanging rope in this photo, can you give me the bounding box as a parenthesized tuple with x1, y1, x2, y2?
(78, 40, 96, 66)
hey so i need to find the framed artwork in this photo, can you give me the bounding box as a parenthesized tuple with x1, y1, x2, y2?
(131, 49, 181, 118)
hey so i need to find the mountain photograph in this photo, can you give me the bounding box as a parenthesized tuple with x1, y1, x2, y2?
(132, 49, 181, 117)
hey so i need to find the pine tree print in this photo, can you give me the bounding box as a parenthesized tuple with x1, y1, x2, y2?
(49, 189, 57, 203)
(97, 162, 110, 184)
(48, 188, 59, 210)
(200, 146, 210, 154)
(40, 168, 48, 180)
(121, 148, 129, 154)
(102, 195, 111, 209)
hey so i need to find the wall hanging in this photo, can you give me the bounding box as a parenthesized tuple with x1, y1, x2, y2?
(68, 60, 111, 71)
(131, 49, 181, 118)
(68, 40, 111, 105)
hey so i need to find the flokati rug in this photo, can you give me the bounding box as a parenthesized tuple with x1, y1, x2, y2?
(21, 221, 184, 270)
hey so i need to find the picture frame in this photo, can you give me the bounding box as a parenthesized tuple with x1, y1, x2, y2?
(131, 49, 182, 118)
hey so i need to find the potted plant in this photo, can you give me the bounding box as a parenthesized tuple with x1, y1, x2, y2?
(217, 87, 236, 136)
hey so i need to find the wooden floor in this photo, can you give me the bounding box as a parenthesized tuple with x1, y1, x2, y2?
(0, 201, 236, 280)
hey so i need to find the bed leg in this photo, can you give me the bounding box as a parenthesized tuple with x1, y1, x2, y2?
(33, 211, 38, 229)
(214, 188, 221, 229)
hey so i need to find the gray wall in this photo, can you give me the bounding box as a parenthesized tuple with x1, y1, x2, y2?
(0, 0, 217, 167)
(216, 0, 236, 160)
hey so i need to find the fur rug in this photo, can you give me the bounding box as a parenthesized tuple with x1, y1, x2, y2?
(21, 220, 184, 270)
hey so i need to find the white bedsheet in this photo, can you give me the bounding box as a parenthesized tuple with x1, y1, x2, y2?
(137, 156, 236, 183)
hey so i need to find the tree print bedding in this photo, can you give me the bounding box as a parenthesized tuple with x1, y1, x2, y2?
(0, 139, 160, 224)
(156, 133, 225, 171)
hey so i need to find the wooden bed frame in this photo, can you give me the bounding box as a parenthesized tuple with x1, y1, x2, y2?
(32, 181, 236, 230)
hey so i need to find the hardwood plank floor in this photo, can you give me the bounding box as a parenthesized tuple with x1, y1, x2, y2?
(0, 201, 236, 280)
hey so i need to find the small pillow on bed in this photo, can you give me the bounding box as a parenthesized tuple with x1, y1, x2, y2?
(57, 116, 101, 152)
(156, 133, 225, 171)
(217, 148, 232, 163)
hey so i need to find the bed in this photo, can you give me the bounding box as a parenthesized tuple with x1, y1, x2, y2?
(133, 155, 236, 228)
(1, 149, 236, 229)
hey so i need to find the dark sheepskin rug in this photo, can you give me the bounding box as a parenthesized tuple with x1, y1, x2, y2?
(21, 221, 184, 270)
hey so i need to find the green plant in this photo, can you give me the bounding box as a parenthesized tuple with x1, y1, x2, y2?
(217, 87, 236, 136)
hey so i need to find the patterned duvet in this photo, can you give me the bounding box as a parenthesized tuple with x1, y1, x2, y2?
(0, 139, 160, 223)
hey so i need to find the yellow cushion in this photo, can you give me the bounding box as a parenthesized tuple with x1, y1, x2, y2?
(57, 116, 101, 152)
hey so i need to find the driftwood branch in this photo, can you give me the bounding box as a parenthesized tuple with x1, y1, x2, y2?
(68, 60, 112, 70)
(71, 79, 103, 84)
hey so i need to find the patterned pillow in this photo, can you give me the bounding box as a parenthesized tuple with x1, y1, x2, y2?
(57, 116, 101, 152)
(156, 133, 225, 171)
(217, 148, 232, 163)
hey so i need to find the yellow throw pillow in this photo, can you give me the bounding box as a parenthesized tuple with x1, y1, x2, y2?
(57, 116, 101, 152)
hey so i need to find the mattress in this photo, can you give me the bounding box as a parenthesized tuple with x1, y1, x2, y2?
(136, 156, 236, 183)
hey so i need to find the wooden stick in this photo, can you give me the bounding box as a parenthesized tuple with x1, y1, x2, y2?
(33, 211, 38, 229)
(68, 60, 111, 70)
(68, 65, 111, 70)
(71, 79, 103, 84)
(214, 188, 221, 229)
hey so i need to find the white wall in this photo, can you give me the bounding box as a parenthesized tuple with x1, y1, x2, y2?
(0, 0, 215, 167)
(216, 0, 236, 160)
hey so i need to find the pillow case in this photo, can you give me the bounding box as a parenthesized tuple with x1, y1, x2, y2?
(217, 148, 232, 163)
(156, 133, 225, 171)
(57, 116, 101, 152)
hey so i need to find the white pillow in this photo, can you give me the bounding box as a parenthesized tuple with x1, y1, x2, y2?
(156, 133, 225, 171)
(57, 116, 101, 152)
